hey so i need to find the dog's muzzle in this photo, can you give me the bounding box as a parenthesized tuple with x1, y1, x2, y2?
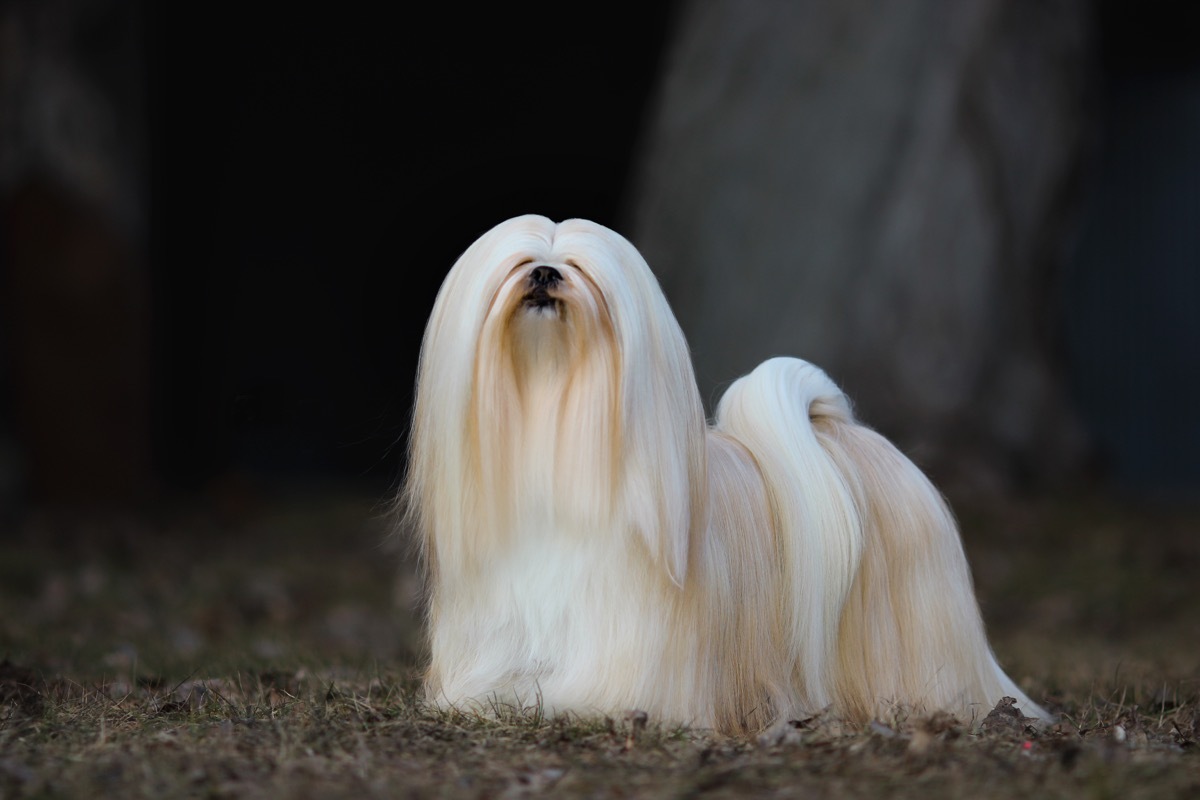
(523, 266, 562, 310)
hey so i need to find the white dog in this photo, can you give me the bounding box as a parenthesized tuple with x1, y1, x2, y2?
(402, 214, 1049, 733)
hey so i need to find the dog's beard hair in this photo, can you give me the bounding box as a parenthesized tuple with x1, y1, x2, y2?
(404, 215, 1050, 733)
(473, 264, 621, 536)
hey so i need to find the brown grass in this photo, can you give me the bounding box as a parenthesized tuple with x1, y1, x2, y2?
(1, 488, 1198, 798)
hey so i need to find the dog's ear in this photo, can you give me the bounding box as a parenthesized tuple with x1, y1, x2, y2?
(621, 375, 706, 587)
(558, 220, 707, 587)
(406, 215, 563, 569)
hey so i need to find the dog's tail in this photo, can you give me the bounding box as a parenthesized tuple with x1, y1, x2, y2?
(714, 357, 862, 711)
(714, 357, 1050, 724)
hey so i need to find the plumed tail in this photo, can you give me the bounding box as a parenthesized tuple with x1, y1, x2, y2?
(714, 357, 862, 709)
(715, 357, 1050, 724)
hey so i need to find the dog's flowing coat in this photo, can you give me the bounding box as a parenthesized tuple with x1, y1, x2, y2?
(404, 215, 1048, 733)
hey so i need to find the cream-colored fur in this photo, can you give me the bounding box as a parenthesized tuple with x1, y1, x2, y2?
(402, 214, 1049, 733)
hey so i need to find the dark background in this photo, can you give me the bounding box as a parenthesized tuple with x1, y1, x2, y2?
(0, 0, 1197, 519)
(149, 4, 678, 495)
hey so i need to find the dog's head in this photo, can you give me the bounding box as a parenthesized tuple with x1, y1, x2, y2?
(407, 215, 705, 584)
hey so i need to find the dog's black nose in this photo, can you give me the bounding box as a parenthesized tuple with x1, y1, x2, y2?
(529, 266, 562, 288)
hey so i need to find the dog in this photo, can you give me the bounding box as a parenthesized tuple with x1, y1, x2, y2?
(402, 214, 1049, 733)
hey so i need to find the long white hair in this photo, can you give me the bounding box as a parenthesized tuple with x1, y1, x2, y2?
(403, 214, 1048, 733)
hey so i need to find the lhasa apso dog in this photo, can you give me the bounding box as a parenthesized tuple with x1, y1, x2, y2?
(403, 214, 1049, 733)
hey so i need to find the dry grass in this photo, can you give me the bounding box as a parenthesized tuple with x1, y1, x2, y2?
(2, 487, 1198, 798)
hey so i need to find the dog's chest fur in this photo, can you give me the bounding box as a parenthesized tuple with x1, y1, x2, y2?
(430, 523, 677, 712)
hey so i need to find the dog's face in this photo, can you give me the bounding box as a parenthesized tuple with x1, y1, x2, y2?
(408, 215, 706, 583)
(483, 254, 616, 386)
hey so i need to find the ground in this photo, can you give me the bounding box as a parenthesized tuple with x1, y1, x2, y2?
(1, 485, 1198, 798)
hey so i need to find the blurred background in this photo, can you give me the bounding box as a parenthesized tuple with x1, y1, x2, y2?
(0, 0, 1197, 523)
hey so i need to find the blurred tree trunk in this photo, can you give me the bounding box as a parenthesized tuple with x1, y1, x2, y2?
(627, 0, 1096, 495)
(0, 0, 151, 511)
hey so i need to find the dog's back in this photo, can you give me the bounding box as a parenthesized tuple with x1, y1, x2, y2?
(714, 356, 1051, 724)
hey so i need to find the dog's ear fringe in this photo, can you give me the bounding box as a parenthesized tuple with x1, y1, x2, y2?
(556, 220, 708, 587)
(400, 218, 556, 576)
(617, 343, 707, 587)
